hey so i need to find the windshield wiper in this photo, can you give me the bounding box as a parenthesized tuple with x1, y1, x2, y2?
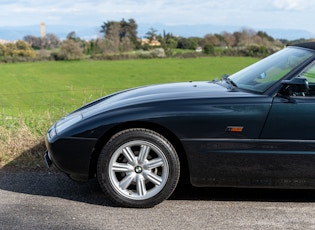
(222, 74, 238, 88)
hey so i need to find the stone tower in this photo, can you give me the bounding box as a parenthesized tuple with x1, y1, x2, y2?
(40, 22, 46, 38)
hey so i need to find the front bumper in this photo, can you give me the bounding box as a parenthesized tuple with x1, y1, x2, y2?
(45, 134, 98, 182)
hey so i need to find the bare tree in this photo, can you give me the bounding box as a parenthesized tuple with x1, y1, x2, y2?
(24, 33, 60, 49)
(222, 32, 236, 47)
(203, 34, 220, 46)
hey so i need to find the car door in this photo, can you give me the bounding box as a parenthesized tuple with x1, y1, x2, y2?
(179, 94, 274, 187)
(259, 61, 315, 187)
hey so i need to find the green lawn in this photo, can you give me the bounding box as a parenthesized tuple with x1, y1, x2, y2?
(0, 57, 258, 133)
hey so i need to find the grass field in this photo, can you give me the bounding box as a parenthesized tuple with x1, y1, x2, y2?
(0, 57, 258, 168)
(0, 57, 258, 125)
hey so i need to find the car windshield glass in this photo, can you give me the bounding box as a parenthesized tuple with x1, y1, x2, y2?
(229, 47, 314, 93)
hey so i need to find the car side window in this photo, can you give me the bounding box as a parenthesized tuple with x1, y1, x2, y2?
(300, 62, 315, 83)
(299, 62, 315, 96)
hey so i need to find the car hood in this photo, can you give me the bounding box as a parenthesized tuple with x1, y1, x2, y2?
(76, 81, 257, 117)
(53, 81, 262, 135)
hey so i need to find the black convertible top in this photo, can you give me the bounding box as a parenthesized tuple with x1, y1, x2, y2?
(292, 42, 315, 51)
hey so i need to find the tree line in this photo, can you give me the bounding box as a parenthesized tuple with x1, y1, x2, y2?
(0, 18, 314, 63)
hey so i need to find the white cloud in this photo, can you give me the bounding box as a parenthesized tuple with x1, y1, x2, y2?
(273, 0, 315, 11)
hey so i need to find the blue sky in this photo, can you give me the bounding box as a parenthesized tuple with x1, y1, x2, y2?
(1, 0, 315, 34)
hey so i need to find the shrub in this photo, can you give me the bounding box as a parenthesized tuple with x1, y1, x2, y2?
(58, 40, 84, 60)
(203, 44, 215, 55)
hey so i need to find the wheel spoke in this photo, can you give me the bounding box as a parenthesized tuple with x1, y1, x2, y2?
(119, 172, 135, 190)
(122, 147, 136, 165)
(136, 174, 147, 196)
(146, 157, 164, 170)
(138, 145, 150, 164)
(145, 171, 163, 186)
(112, 162, 133, 172)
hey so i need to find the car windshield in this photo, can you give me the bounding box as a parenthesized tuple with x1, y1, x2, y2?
(229, 47, 314, 93)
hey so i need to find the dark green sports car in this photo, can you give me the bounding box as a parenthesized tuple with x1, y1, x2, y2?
(45, 42, 315, 208)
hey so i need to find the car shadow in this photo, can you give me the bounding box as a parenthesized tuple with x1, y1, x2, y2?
(0, 167, 110, 205)
(171, 184, 315, 203)
(1, 166, 315, 207)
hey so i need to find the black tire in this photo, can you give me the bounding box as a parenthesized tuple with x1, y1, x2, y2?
(97, 128, 180, 208)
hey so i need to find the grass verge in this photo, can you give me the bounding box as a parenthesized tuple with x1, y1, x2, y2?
(0, 121, 46, 170)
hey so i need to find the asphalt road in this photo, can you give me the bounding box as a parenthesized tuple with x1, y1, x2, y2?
(1, 169, 315, 229)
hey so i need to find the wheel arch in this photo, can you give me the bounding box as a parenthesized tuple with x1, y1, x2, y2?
(88, 121, 190, 184)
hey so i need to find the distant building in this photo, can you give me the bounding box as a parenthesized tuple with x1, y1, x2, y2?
(141, 37, 161, 47)
(195, 46, 203, 52)
(40, 22, 46, 38)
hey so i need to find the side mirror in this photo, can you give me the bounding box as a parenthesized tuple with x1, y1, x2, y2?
(279, 77, 309, 96)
